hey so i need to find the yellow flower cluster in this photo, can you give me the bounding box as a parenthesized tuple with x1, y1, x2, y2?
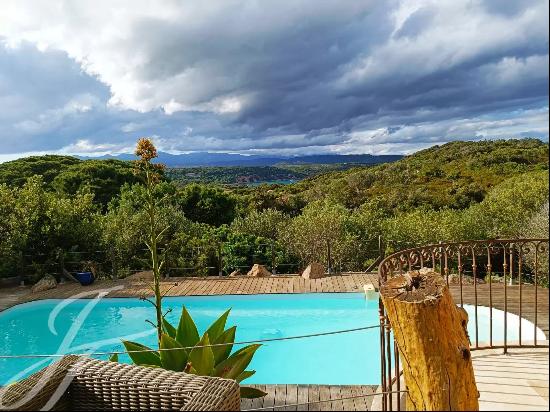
(133, 137, 165, 183)
(135, 137, 158, 161)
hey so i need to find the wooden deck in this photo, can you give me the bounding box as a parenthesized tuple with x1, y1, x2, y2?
(8, 273, 378, 303)
(240, 385, 377, 411)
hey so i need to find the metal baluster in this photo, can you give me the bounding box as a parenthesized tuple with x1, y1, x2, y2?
(458, 249, 464, 307)
(518, 244, 523, 346)
(386, 317, 393, 411)
(394, 340, 401, 411)
(472, 247, 479, 349)
(487, 245, 493, 347)
(379, 301, 387, 411)
(534, 245, 538, 346)
(504, 244, 510, 354)
(444, 249, 449, 287)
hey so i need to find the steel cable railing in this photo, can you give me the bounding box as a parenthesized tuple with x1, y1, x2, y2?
(0, 324, 381, 360)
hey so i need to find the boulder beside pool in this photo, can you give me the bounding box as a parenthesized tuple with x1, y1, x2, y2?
(125, 270, 154, 282)
(247, 264, 271, 277)
(31, 274, 57, 293)
(301, 263, 325, 279)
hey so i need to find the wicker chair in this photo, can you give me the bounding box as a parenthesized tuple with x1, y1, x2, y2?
(0, 356, 241, 411)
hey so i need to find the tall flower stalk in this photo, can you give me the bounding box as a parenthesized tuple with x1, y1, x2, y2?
(134, 137, 167, 348)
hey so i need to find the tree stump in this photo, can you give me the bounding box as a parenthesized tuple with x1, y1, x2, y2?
(380, 269, 479, 411)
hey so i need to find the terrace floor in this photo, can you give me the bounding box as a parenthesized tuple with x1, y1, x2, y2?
(1, 273, 548, 411)
(473, 347, 549, 411)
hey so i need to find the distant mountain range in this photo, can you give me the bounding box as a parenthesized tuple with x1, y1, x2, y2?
(81, 152, 403, 167)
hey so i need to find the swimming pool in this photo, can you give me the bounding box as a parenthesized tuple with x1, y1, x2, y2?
(0, 293, 545, 386)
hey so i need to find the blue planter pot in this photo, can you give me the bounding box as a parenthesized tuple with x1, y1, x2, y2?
(74, 272, 94, 286)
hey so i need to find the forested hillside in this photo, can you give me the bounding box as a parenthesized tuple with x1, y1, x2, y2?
(165, 163, 376, 185)
(0, 156, 139, 207)
(239, 139, 548, 214)
(0, 139, 548, 283)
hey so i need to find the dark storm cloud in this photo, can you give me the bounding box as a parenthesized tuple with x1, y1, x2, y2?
(0, 0, 548, 158)
(0, 42, 112, 152)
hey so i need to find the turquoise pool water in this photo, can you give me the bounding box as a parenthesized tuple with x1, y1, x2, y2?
(0, 293, 545, 386)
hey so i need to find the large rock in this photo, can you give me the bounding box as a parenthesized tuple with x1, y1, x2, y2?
(32, 275, 57, 293)
(301, 263, 325, 279)
(246, 264, 271, 277)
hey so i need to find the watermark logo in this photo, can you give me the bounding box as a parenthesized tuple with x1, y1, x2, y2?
(0, 285, 155, 410)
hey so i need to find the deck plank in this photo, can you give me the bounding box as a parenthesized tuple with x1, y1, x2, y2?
(308, 384, 320, 412)
(339, 386, 352, 411)
(262, 384, 276, 412)
(319, 385, 332, 411)
(251, 385, 268, 411)
(274, 385, 288, 411)
(296, 385, 309, 412)
(239, 385, 378, 412)
(284, 384, 298, 412)
(329, 386, 343, 411)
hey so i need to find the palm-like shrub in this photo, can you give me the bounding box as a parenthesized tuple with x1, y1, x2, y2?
(118, 307, 266, 399)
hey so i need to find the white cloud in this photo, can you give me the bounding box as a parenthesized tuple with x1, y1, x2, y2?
(0, 0, 547, 157)
(0, 0, 377, 114)
(343, 108, 549, 153)
(59, 139, 132, 155)
(14, 94, 100, 134)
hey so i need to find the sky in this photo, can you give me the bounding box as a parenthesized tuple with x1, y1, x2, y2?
(0, 0, 548, 162)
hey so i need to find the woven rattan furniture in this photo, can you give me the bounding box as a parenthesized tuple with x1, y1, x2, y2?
(0, 356, 241, 411)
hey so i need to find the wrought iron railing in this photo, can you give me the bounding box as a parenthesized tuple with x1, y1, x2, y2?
(377, 238, 549, 411)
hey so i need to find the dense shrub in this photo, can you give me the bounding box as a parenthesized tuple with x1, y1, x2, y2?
(520, 202, 549, 286)
(176, 183, 237, 226)
(282, 200, 362, 270)
(0, 176, 101, 280)
(468, 170, 549, 238)
(231, 209, 290, 240)
(102, 184, 192, 278)
(51, 159, 140, 207)
(0, 140, 547, 281)
(0, 156, 141, 208)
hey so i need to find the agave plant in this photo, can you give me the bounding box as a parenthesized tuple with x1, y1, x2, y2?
(113, 306, 266, 399)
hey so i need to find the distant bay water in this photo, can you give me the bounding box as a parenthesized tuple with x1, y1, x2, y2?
(245, 179, 298, 187)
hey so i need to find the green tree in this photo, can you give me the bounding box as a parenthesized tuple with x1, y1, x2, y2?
(0, 155, 80, 187)
(283, 200, 358, 270)
(102, 181, 200, 277)
(176, 184, 237, 226)
(468, 170, 549, 238)
(52, 159, 139, 207)
(0, 184, 24, 278)
(382, 208, 476, 251)
(231, 208, 290, 240)
(520, 201, 549, 286)
(0, 176, 101, 280)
